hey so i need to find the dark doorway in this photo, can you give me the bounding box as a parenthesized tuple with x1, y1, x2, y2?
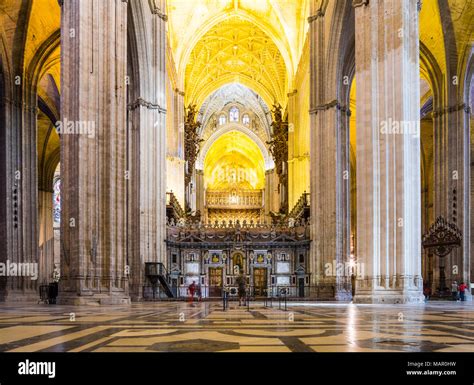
(298, 278, 305, 297)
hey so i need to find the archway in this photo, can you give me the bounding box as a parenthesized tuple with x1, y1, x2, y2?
(202, 130, 266, 224)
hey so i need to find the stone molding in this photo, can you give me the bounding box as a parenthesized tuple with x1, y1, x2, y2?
(432, 103, 470, 117)
(308, 9, 325, 23)
(352, 0, 369, 8)
(309, 100, 351, 116)
(148, 0, 168, 21)
(128, 97, 166, 113)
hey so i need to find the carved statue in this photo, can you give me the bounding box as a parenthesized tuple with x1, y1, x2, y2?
(184, 104, 203, 188)
(267, 103, 289, 214)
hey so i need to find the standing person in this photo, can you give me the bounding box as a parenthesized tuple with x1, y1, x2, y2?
(50, 264, 60, 304)
(196, 281, 202, 302)
(423, 284, 431, 302)
(236, 273, 246, 306)
(459, 282, 468, 302)
(451, 280, 459, 301)
(187, 281, 196, 305)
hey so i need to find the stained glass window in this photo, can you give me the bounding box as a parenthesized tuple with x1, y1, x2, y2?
(53, 177, 61, 225)
(229, 106, 239, 122)
(242, 114, 250, 126)
(219, 114, 226, 125)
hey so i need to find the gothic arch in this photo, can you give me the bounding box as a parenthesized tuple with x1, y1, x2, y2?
(196, 124, 274, 171)
(420, 41, 444, 109)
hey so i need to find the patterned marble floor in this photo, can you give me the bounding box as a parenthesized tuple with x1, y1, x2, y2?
(0, 301, 473, 352)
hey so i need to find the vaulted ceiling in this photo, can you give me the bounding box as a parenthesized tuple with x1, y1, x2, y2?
(0, 0, 61, 190)
(184, 16, 288, 109)
(167, 0, 310, 109)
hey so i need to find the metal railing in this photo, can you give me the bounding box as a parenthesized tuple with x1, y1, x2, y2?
(206, 189, 263, 209)
(288, 191, 310, 220)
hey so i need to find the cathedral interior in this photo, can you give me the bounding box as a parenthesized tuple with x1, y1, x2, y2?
(0, 0, 473, 355)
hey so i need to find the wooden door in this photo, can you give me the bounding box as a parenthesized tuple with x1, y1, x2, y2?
(253, 268, 267, 296)
(209, 268, 223, 297)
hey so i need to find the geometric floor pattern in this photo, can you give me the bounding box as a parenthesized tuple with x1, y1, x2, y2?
(0, 301, 473, 352)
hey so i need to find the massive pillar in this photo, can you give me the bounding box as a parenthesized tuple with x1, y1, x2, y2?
(264, 169, 278, 222)
(127, 0, 168, 300)
(353, 0, 424, 303)
(195, 169, 205, 220)
(0, 90, 38, 301)
(0, 3, 47, 301)
(38, 190, 55, 285)
(166, 85, 185, 209)
(308, 0, 351, 300)
(59, 0, 129, 304)
(431, 88, 471, 294)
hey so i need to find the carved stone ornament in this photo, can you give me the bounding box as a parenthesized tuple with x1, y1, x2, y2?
(422, 216, 462, 257)
(184, 104, 203, 187)
(267, 104, 289, 214)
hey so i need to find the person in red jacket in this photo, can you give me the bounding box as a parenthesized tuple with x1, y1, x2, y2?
(187, 281, 196, 305)
(459, 282, 468, 301)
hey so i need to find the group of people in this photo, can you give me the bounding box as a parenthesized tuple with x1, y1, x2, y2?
(423, 281, 469, 302)
(186, 273, 247, 306)
(451, 281, 468, 301)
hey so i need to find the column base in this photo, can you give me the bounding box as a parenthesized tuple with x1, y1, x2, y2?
(57, 292, 131, 306)
(308, 285, 353, 301)
(353, 291, 425, 304)
(0, 289, 39, 303)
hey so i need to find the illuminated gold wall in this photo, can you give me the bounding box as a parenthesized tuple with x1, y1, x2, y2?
(166, 41, 185, 208)
(204, 131, 265, 191)
(288, 39, 310, 210)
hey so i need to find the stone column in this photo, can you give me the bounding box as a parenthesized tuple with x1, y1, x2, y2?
(287, 90, 297, 210)
(195, 169, 205, 220)
(353, 0, 424, 303)
(166, 87, 185, 208)
(127, 0, 168, 300)
(432, 102, 471, 296)
(264, 169, 278, 222)
(59, 0, 129, 304)
(308, 2, 351, 300)
(0, 89, 32, 301)
(0, 26, 40, 302)
(38, 190, 55, 285)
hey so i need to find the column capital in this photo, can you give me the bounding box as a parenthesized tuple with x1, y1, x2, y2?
(128, 97, 167, 113)
(352, 0, 369, 8)
(432, 103, 469, 118)
(309, 99, 350, 116)
(308, 9, 324, 23)
(287, 89, 298, 97)
(174, 88, 185, 97)
(149, 1, 168, 21)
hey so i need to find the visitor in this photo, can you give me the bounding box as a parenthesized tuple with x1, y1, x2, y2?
(196, 281, 202, 302)
(459, 282, 467, 302)
(187, 281, 196, 305)
(451, 281, 459, 301)
(423, 285, 431, 302)
(236, 273, 246, 306)
(50, 264, 60, 304)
